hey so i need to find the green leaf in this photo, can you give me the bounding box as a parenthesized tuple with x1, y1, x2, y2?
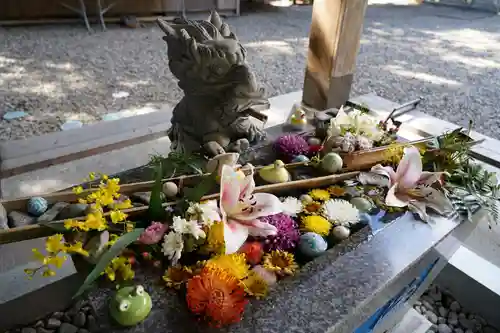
(74, 228, 144, 298)
(183, 173, 217, 203)
(148, 162, 166, 222)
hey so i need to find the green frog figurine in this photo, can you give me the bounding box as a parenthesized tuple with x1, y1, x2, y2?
(109, 285, 152, 326)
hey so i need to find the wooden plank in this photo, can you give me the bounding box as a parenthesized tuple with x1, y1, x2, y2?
(302, 0, 369, 110)
(0, 109, 172, 178)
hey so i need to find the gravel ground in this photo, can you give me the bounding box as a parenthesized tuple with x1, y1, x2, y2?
(0, 3, 500, 140)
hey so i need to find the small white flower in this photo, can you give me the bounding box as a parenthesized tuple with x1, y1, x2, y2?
(162, 231, 184, 264)
(281, 197, 303, 217)
(321, 199, 360, 226)
(186, 200, 221, 227)
(172, 215, 206, 239)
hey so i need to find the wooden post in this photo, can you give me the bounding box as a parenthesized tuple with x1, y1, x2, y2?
(302, 0, 368, 111)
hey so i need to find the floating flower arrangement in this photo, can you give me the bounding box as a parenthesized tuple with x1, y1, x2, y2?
(7, 111, 496, 328)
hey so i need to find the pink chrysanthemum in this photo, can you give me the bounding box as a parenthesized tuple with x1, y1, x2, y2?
(259, 213, 300, 252)
(273, 135, 309, 161)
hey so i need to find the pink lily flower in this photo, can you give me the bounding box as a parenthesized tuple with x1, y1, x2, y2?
(371, 146, 453, 221)
(220, 164, 283, 254)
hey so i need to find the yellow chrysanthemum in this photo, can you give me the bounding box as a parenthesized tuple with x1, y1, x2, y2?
(327, 185, 346, 197)
(206, 253, 249, 280)
(309, 189, 330, 201)
(201, 221, 225, 254)
(301, 215, 332, 236)
(262, 251, 298, 277)
(243, 271, 268, 298)
(163, 265, 193, 290)
(302, 201, 323, 215)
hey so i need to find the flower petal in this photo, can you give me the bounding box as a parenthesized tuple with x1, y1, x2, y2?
(231, 193, 283, 221)
(418, 171, 448, 186)
(224, 221, 249, 254)
(385, 184, 411, 208)
(396, 146, 422, 189)
(239, 172, 255, 201)
(415, 186, 454, 215)
(234, 218, 278, 237)
(371, 164, 397, 186)
(408, 201, 430, 223)
(220, 165, 243, 214)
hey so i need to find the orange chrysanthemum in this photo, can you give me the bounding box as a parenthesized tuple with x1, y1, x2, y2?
(239, 241, 264, 265)
(186, 267, 248, 327)
(303, 201, 322, 214)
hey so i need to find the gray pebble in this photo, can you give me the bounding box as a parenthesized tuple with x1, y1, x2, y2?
(438, 317, 447, 324)
(429, 286, 442, 302)
(464, 330, 473, 333)
(57, 323, 78, 333)
(21, 328, 36, 333)
(422, 300, 435, 312)
(458, 313, 466, 320)
(46, 318, 62, 329)
(454, 329, 464, 333)
(52, 313, 64, 320)
(8, 211, 36, 228)
(415, 305, 424, 314)
(0, 203, 9, 229)
(448, 312, 458, 326)
(415, 301, 422, 307)
(439, 307, 449, 318)
(34, 321, 44, 328)
(37, 329, 55, 333)
(37, 202, 69, 224)
(426, 311, 438, 324)
(57, 204, 88, 220)
(449, 301, 461, 312)
(459, 317, 473, 330)
(421, 295, 435, 305)
(473, 315, 486, 326)
(72, 312, 86, 328)
(78, 330, 89, 333)
(86, 315, 97, 331)
(438, 324, 452, 333)
(307, 137, 322, 146)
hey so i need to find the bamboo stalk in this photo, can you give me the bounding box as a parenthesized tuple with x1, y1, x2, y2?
(0, 171, 359, 245)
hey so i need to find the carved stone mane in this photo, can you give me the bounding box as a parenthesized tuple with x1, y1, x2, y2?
(157, 12, 269, 157)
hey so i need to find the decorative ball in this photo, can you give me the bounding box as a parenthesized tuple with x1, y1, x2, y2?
(162, 182, 178, 198)
(321, 152, 343, 174)
(273, 135, 309, 161)
(331, 226, 351, 241)
(292, 155, 310, 163)
(350, 197, 373, 212)
(299, 232, 328, 258)
(299, 194, 313, 204)
(27, 197, 48, 216)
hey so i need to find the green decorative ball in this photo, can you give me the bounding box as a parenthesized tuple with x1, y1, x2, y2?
(350, 197, 373, 212)
(299, 232, 328, 258)
(321, 153, 343, 174)
(109, 285, 152, 326)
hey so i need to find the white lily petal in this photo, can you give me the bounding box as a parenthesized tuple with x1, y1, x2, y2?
(409, 201, 430, 223)
(396, 146, 422, 189)
(220, 164, 243, 214)
(224, 221, 249, 254)
(418, 186, 454, 215)
(385, 184, 410, 208)
(231, 193, 283, 221)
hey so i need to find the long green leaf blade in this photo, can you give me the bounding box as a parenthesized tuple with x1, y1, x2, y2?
(74, 228, 144, 298)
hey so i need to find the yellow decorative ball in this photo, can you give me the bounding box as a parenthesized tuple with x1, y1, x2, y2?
(301, 215, 332, 236)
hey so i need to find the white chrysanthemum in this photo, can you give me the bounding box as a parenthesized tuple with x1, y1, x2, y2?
(172, 216, 206, 239)
(162, 231, 184, 264)
(281, 197, 303, 217)
(321, 199, 360, 226)
(186, 200, 220, 227)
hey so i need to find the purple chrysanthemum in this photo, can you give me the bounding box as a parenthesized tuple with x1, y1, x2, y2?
(273, 135, 309, 161)
(259, 213, 300, 252)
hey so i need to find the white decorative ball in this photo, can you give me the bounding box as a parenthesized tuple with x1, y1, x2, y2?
(321, 153, 343, 174)
(162, 182, 178, 198)
(331, 226, 351, 241)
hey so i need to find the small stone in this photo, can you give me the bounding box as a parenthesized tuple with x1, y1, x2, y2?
(58, 323, 78, 333)
(439, 317, 447, 324)
(37, 202, 69, 224)
(0, 203, 9, 229)
(350, 197, 373, 212)
(422, 295, 436, 305)
(330, 225, 351, 241)
(473, 315, 486, 326)
(438, 324, 452, 333)
(307, 137, 322, 146)
(449, 301, 461, 312)
(415, 301, 422, 307)
(73, 312, 86, 327)
(422, 300, 435, 312)
(8, 211, 36, 228)
(62, 314, 72, 323)
(443, 293, 456, 307)
(37, 329, 54, 333)
(439, 307, 449, 318)
(86, 315, 97, 331)
(429, 286, 442, 302)
(162, 182, 178, 198)
(81, 307, 91, 314)
(34, 320, 44, 328)
(52, 312, 64, 320)
(426, 311, 438, 324)
(448, 312, 458, 326)
(22, 328, 36, 333)
(78, 330, 89, 333)
(131, 191, 164, 204)
(415, 306, 424, 314)
(459, 317, 473, 330)
(454, 328, 464, 333)
(58, 204, 88, 220)
(464, 330, 473, 333)
(47, 318, 62, 329)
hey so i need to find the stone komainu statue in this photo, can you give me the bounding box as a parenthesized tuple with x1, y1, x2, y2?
(157, 12, 270, 157)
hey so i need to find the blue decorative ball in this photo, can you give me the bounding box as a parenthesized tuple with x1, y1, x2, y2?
(292, 155, 310, 163)
(27, 197, 48, 216)
(299, 232, 328, 258)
